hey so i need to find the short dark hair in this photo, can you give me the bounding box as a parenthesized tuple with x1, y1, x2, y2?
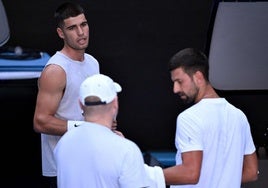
(168, 48, 209, 81)
(54, 2, 85, 28)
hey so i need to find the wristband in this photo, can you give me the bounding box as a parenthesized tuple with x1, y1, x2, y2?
(67, 120, 84, 131)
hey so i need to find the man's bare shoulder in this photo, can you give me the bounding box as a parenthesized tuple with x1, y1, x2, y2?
(42, 64, 65, 75)
(38, 64, 66, 90)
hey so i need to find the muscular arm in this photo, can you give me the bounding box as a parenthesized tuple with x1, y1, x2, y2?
(242, 151, 258, 183)
(33, 64, 67, 135)
(163, 151, 202, 185)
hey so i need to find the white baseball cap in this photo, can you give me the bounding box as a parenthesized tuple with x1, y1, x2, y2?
(79, 74, 122, 106)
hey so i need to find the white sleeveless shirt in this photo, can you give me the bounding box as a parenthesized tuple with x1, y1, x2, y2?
(40, 51, 100, 176)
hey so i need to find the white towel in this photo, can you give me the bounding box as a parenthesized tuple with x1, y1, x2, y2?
(144, 164, 166, 188)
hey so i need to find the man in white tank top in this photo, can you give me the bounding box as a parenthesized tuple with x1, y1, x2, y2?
(33, 2, 100, 187)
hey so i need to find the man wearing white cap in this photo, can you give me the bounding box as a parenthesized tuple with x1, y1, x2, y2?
(54, 74, 157, 188)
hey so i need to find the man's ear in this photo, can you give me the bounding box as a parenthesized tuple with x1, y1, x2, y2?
(193, 71, 204, 86)
(112, 97, 119, 111)
(56, 27, 64, 39)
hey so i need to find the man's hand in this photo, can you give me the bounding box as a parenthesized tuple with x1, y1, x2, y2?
(112, 119, 124, 137)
